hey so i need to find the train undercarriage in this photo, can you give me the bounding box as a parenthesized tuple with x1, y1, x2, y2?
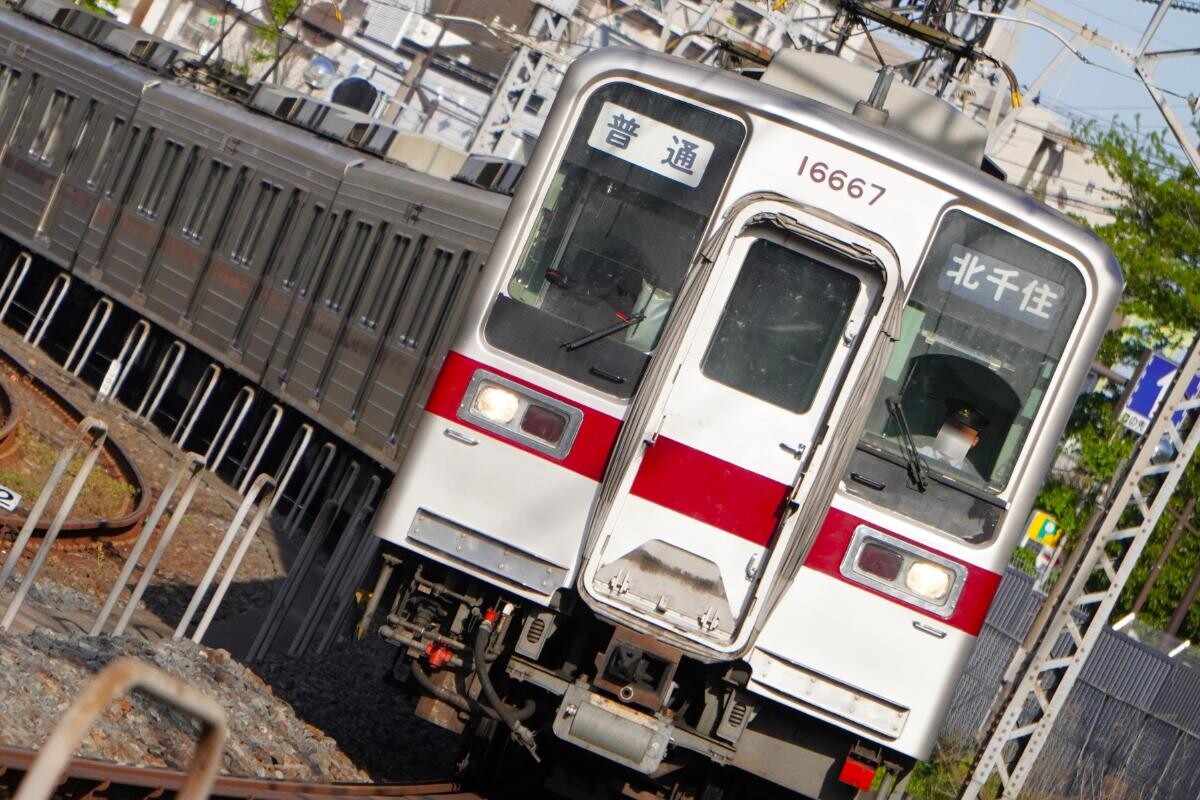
(372, 551, 912, 800)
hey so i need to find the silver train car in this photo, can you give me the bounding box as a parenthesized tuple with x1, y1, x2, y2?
(0, 0, 507, 467)
(369, 45, 1123, 798)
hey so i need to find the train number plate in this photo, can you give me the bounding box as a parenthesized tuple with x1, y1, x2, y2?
(796, 155, 886, 205)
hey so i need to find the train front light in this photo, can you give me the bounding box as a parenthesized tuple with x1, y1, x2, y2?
(471, 382, 521, 424)
(843, 526, 966, 617)
(904, 561, 954, 603)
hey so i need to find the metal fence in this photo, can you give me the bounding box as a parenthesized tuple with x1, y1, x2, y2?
(942, 569, 1200, 800)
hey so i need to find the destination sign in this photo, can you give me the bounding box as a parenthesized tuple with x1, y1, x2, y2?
(938, 244, 1066, 331)
(586, 101, 714, 188)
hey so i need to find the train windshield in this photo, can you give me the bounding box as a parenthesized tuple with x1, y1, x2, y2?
(862, 211, 1085, 493)
(484, 82, 745, 397)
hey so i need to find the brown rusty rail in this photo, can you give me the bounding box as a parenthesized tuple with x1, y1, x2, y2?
(0, 744, 479, 799)
(0, 343, 151, 546)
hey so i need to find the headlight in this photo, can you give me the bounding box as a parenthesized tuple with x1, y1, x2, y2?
(841, 526, 966, 617)
(904, 561, 954, 603)
(471, 382, 520, 424)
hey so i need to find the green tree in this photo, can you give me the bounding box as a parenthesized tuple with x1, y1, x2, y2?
(78, 0, 119, 15)
(1069, 120, 1200, 642)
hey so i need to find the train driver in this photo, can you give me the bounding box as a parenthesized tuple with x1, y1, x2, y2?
(917, 401, 989, 478)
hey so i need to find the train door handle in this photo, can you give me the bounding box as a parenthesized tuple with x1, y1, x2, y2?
(779, 442, 806, 460)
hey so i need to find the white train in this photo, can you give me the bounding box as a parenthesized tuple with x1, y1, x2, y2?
(370, 45, 1122, 798)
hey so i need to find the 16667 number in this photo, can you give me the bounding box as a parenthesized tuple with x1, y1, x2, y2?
(797, 156, 886, 205)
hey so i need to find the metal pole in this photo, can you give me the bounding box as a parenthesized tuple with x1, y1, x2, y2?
(135, 339, 186, 422)
(1, 418, 109, 630)
(24, 272, 70, 345)
(190, 478, 276, 645)
(171, 363, 221, 448)
(0, 251, 31, 324)
(63, 297, 112, 376)
(173, 473, 274, 640)
(963, 335, 1200, 798)
(112, 461, 208, 638)
(90, 453, 206, 637)
(108, 319, 152, 400)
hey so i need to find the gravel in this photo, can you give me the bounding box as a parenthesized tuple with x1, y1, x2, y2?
(0, 627, 370, 781)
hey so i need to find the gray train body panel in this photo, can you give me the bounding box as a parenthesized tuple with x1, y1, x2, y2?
(0, 17, 145, 266)
(0, 6, 508, 469)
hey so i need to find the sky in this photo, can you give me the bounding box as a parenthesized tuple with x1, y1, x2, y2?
(1000, 0, 1200, 159)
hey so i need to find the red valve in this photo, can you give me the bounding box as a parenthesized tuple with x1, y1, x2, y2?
(424, 642, 454, 669)
(483, 608, 500, 625)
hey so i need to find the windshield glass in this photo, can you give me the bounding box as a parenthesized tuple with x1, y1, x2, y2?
(484, 82, 745, 397)
(861, 210, 1085, 493)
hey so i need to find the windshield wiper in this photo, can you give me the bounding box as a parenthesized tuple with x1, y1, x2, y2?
(562, 313, 645, 352)
(886, 396, 928, 493)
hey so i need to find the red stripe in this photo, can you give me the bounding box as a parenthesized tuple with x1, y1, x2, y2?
(423, 351, 621, 481)
(630, 437, 789, 547)
(804, 506, 1002, 636)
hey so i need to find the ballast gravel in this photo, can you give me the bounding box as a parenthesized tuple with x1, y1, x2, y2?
(0, 627, 370, 781)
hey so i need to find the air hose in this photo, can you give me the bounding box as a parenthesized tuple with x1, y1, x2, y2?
(474, 608, 540, 761)
(410, 661, 535, 721)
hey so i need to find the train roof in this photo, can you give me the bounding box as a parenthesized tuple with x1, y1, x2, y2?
(554, 46, 1123, 296)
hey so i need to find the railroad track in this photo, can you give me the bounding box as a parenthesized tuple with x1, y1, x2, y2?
(0, 744, 482, 799)
(0, 341, 151, 548)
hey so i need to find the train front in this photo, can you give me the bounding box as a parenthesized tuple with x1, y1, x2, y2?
(369, 47, 1121, 799)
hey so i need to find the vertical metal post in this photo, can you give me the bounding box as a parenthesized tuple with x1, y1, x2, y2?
(24, 272, 71, 346)
(89, 453, 206, 637)
(0, 251, 31, 325)
(234, 403, 284, 494)
(190, 478, 276, 645)
(111, 460, 209, 638)
(0, 418, 108, 630)
(962, 336, 1200, 799)
(203, 385, 254, 471)
(173, 473, 273, 640)
(135, 339, 186, 422)
(281, 440, 336, 538)
(246, 462, 356, 661)
(171, 363, 221, 448)
(355, 555, 396, 639)
(107, 319, 152, 398)
(292, 474, 381, 656)
(63, 297, 113, 376)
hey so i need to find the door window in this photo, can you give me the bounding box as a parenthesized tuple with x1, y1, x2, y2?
(702, 239, 860, 413)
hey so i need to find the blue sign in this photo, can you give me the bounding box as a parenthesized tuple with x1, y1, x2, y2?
(1119, 353, 1199, 434)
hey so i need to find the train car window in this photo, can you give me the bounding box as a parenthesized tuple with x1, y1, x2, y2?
(28, 89, 74, 164)
(701, 240, 860, 414)
(485, 82, 745, 398)
(0, 67, 20, 131)
(861, 210, 1086, 494)
(331, 224, 381, 314)
(136, 139, 184, 219)
(359, 234, 413, 329)
(326, 221, 375, 312)
(283, 204, 326, 291)
(106, 125, 149, 200)
(85, 116, 125, 190)
(396, 248, 454, 349)
(302, 212, 349, 298)
(209, 166, 250, 252)
(180, 159, 231, 241)
(3, 74, 38, 151)
(260, 189, 301, 276)
(232, 180, 281, 265)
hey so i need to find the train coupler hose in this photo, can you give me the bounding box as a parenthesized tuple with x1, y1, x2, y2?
(475, 607, 540, 762)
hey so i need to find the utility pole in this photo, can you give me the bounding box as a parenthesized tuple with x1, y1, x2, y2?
(467, 0, 574, 159)
(962, 3, 1200, 797)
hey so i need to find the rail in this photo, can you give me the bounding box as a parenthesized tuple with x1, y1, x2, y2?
(0, 744, 479, 799)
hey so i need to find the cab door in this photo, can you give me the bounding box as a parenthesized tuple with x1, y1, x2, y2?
(580, 214, 885, 653)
